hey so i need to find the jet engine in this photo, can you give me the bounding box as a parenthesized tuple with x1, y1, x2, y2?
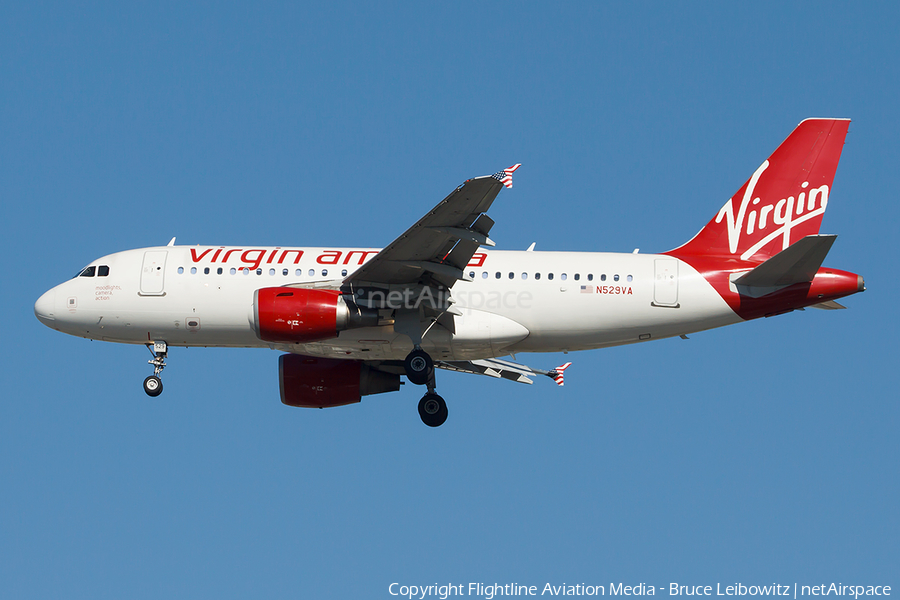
(252, 287, 378, 343)
(278, 354, 401, 408)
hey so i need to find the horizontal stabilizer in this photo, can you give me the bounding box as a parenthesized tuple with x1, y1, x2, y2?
(734, 234, 836, 295)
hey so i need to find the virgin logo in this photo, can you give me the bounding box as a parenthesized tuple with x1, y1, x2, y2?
(715, 160, 830, 260)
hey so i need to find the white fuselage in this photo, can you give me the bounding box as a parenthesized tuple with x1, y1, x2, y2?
(34, 245, 741, 361)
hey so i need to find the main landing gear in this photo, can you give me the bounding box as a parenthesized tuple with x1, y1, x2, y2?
(404, 347, 447, 427)
(143, 341, 167, 397)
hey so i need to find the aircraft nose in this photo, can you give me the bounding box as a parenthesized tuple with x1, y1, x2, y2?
(34, 289, 56, 324)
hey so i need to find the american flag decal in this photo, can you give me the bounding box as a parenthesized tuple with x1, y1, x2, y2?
(552, 362, 572, 386)
(492, 163, 521, 189)
(580, 285, 593, 294)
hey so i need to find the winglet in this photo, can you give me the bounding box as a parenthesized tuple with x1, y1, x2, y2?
(492, 164, 521, 189)
(551, 362, 572, 386)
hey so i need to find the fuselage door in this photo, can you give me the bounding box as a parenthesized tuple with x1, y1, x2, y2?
(653, 258, 679, 307)
(140, 251, 168, 296)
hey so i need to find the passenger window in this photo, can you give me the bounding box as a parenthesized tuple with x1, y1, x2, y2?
(627, 274, 633, 282)
(574, 273, 580, 281)
(204, 267, 210, 275)
(217, 267, 223, 275)
(242, 268, 249, 275)
(177, 267, 184, 274)
(78, 266, 96, 277)
(98, 265, 109, 277)
(295, 269, 302, 276)
(322, 269, 328, 277)
(614, 274, 619, 281)
(495, 272, 501, 279)
(508, 272, 514, 279)
(342, 269, 348, 277)
(269, 268, 275, 276)
(561, 273, 567, 281)
(482, 272, 488, 279)
(468, 271, 475, 279)
(535, 273, 541, 280)
(308, 269, 315, 276)
(230, 268, 237, 275)
(521, 273, 527, 280)
(600, 274, 607, 281)
(283, 269, 289, 276)
(548, 273, 554, 280)
(191, 267, 197, 275)
(588, 274, 593, 281)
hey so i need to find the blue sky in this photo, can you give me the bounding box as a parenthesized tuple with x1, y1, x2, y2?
(2, 2, 897, 598)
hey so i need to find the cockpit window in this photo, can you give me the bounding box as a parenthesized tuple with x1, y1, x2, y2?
(76, 266, 96, 278)
(98, 265, 110, 277)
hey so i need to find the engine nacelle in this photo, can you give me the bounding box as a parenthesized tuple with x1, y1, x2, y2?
(253, 287, 377, 343)
(278, 354, 401, 408)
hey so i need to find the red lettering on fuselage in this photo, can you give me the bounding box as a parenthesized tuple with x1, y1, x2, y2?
(188, 247, 383, 269)
(596, 285, 633, 295)
(468, 252, 487, 267)
(317, 250, 341, 265)
(343, 250, 378, 265)
(222, 248, 242, 262)
(190, 248, 213, 262)
(241, 249, 266, 270)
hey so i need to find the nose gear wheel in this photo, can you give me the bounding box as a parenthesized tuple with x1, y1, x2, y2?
(144, 342, 168, 397)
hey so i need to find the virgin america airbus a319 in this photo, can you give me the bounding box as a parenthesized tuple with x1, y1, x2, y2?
(35, 119, 864, 427)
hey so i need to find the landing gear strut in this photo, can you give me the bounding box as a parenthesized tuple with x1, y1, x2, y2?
(144, 341, 167, 397)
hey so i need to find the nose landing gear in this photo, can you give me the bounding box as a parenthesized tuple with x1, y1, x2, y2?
(143, 341, 167, 397)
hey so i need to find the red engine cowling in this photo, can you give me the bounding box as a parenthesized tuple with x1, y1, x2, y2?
(278, 354, 401, 408)
(254, 287, 341, 343)
(253, 287, 380, 343)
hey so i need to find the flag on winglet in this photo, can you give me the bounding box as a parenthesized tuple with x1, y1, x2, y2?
(492, 164, 521, 188)
(553, 362, 572, 386)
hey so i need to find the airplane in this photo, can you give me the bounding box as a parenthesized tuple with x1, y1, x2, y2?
(34, 118, 864, 427)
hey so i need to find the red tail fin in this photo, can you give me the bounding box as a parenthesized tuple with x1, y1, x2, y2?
(670, 119, 849, 262)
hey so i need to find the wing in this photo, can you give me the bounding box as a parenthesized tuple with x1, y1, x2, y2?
(342, 165, 519, 291)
